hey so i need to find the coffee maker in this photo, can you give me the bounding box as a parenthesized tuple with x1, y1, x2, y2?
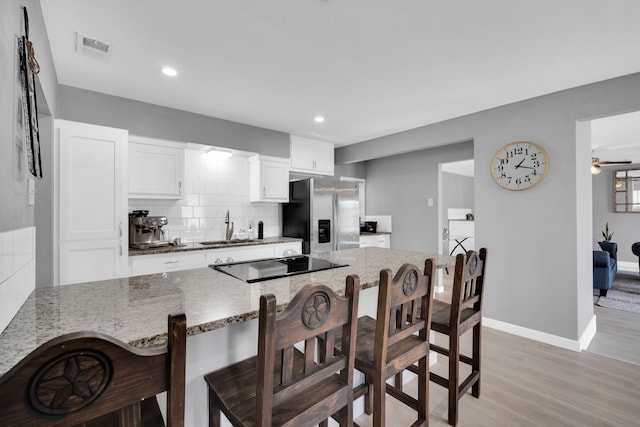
(129, 210, 169, 249)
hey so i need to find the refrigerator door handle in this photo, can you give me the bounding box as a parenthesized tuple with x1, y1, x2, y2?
(333, 192, 339, 251)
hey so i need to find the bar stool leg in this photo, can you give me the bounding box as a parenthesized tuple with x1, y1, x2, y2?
(472, 323, 481, 398)
(209, 389, 221, 427)
(448, 333, 460, 426)
(373, 371, 386, 427)
(364, 381, 373, 415)
(418, 356, 429, 426)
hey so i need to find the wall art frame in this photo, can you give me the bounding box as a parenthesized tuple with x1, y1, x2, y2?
(20, 6, 42, 179)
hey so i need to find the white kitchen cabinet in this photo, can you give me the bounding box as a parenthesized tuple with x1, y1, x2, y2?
(206, 245, 274, 265)
(249, 155, 290, 202)
(130, 251, 206, 276)
(56, 120, 129, 285)
(289, 135, 334, 176)
(359, 234, 391, 248)
(271, 242, 302, 258)
(128, 136, 185, 199)
(59, 240, 127, 285)
(130, 242, 303, 274)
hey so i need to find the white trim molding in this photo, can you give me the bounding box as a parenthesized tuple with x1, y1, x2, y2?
(483, 314, 597, 353)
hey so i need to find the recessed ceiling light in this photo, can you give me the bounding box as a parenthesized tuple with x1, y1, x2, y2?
(314, 115, 325, 123)
(162, 67, 177, 77)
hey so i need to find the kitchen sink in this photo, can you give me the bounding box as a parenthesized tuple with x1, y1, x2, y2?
(199, 239, 261, 245)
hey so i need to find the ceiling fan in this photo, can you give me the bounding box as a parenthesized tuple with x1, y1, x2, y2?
(591, 157, 632, 175)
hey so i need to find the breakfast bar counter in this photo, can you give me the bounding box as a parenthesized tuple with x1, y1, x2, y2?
(0, 247, 453, 426)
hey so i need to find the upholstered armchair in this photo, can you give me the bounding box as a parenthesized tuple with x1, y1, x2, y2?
(593, 241, 617, 296)
(632, 242, 640, 273)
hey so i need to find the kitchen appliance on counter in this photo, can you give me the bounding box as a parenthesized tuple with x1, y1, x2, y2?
(129, 211, 169, 249)
(212, 255, 348, 283)
(283, 178, 360, 254)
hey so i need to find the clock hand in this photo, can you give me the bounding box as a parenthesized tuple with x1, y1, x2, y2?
(518, 165, 535, 170)
(515, 158, 526, 169)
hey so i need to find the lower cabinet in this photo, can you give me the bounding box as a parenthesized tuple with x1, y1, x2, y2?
(271, 242, 302, 258)
(130, 241, 303, 275)
(130, 251, 206, 276)
(359, 234, 391, 248)
(207, 246, 274, 265)
(60, 240, 128, 285)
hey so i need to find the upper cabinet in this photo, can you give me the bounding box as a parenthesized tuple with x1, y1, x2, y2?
(56, 120, 129, 285)
(289, 135, 335, 176)
(129, 136, 185, 199)
(249, 155, 290, 202)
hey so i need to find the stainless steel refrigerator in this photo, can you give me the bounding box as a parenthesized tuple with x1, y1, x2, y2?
(283, 178, 360, 254)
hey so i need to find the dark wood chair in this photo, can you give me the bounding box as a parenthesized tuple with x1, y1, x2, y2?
(0, 312, 186, 427)
(352, 260, 436, 427)
(204, 277, 360, 427)
(429, 248, 487, 426)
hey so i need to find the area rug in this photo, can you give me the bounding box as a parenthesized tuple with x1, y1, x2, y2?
(596, 274, 640, 314)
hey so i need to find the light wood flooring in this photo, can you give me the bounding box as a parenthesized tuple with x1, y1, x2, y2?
(354, 273, 640, 426)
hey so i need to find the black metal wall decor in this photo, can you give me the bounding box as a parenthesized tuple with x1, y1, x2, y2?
(20, 6, 42, 179)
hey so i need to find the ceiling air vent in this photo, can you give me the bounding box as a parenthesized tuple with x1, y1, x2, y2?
(75, 32, 111, 60)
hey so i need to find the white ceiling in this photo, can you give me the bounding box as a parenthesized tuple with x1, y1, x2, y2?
(41, 0, 640, 149)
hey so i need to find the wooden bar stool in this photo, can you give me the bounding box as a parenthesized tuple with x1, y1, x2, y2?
(204, 277, 360, 427)
(430, 248, 487, 426)
(352, 260, 436, 427)
(0, 312, 187, 427)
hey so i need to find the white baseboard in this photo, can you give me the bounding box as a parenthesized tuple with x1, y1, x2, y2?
(617, 261, 637, 273)
(483, 315, 597, 353)
(579, 315, 597, 351)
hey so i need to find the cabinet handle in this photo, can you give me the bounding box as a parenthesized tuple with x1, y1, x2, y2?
(263, 186, 266, 197)
(179, 180, 182, 194)
(165, 261, 179, 268)
(120, 244, 123, 256)
(119, 222, 123, 237)
(226, 257, 234, 263)
(313, 160, 316, 169)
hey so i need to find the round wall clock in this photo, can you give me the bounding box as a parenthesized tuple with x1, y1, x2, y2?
(490, 141, 549, 191)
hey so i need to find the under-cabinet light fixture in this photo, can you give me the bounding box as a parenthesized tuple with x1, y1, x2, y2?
(314, 115, 325, 123)
(202, 148, 232, 160)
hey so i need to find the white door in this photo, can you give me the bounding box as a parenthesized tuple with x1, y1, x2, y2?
(57, 120, 128, 284)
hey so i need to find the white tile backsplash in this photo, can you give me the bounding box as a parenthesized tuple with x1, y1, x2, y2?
(130, 149, 281, 242)
(0, 226, 36, 333)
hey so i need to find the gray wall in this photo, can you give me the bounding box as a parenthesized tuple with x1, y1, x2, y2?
(0, 0, 56, 233)
(592, 163, 640, 266)
(57, 85, 290, 157)
(442, 171, 475, 215)
(338, 72, 640, 342)
(365, 142, 473, 252)
(334, 162, 365, 179)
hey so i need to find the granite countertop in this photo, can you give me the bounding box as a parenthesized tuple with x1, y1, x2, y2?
(129, 236, 302, 256)
(359, 231, 392, 236)
(0, 248, 453, 376)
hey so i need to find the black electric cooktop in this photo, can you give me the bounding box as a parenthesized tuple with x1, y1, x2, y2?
(212, 255, 348, 283)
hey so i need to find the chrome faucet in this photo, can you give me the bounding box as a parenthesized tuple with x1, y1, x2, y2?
(225, 210, 234, 241)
